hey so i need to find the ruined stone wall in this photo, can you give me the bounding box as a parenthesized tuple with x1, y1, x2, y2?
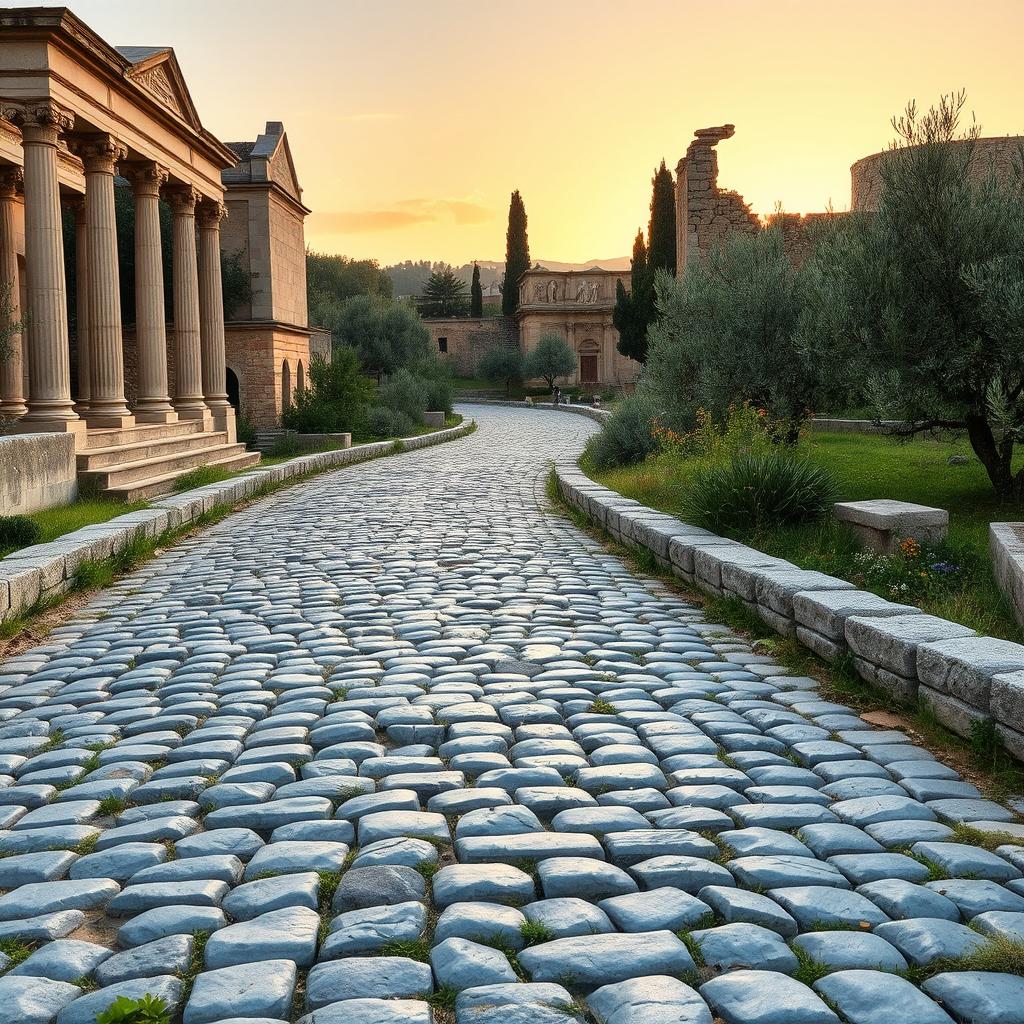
(423, 316, 519, 376)
(676, 125, 761, 273)
(851, 136, 1023, 211)
(764, 211, 845, 267)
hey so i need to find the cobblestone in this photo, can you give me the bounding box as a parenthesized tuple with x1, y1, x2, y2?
(0, 406, 1021, 1021)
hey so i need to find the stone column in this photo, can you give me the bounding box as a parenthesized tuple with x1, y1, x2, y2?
(166, 185, 211, 428)
(66, 195, 90, 413)
(197, 199, 234, 440)
(5, 101, 83, 438)
(127, 162, 176, 423)
(0, 166, 27, 418)
(75, 134, 132, 427)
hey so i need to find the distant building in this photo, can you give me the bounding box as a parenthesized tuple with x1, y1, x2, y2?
(221, 122, 319, 426)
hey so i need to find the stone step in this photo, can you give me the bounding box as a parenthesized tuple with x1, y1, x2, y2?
(77, 431, 231, 471)
(84, 420, 204, 450)
(103, 449, 262, 502)
(80, 441, 256, 490)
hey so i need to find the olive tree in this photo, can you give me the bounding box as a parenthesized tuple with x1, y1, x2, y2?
(801, 93, 1024, 497)
(524, 333, 576, 391)
(477, 346, 525, 397)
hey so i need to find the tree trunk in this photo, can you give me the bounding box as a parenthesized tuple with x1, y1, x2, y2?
(965, 412, 1016, 498)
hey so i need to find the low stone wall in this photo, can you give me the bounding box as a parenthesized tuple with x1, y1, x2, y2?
(0, 433, 78, 516)
(0, 419, 474, 625)
(556, 462, 1024, 760)
(461, 398, 611, 426)
(992, 523, 1024, 631)
(809, 418, 905, 435)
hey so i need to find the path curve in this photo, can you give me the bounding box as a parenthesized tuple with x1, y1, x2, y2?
(0, 404, 1020, 1024)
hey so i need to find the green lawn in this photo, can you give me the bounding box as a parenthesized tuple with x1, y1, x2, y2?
(588, 431, 1024, 640)
(14, 499, 147, 551)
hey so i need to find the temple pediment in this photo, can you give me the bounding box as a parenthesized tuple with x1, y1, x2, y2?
(118, 47, 202, 131)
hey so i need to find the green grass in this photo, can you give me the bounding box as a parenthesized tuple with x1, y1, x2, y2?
(0, 498, 149, 558)
(0, 937, 34, 968)
(172, 465, 235, 492)
(588, 431, 1024, 640)
(588, 698, 616, 715)
(380, 937, 431, 962)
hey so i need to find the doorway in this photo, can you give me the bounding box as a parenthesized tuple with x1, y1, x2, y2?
(579, 341, 599, 385)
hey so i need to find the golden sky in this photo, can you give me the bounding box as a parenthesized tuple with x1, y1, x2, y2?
(22, 0, 1024, 265)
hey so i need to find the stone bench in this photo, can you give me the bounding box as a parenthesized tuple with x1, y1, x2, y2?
(832, 499, 947, 553)
(423, 411, 445, 428)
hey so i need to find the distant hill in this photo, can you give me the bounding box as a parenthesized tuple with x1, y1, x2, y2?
(385, 257, 630, 297)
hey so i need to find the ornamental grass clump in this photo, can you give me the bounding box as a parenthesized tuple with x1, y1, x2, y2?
(684, 452, 838, 533)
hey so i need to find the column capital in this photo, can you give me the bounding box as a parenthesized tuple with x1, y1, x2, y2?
(164, 184, 201, 215)
(123, 161, 169, 197)
(70, 133, 127, 175)
(3, 99, 75, 140)
(0, 165, 23, 198)
(196, 199, 227, 228)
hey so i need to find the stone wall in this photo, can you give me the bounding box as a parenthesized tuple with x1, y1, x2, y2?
(764, 211, 842, 267)
(0, 433, 77, 515)
(557, 463, 1024, 761)
(675, 125, 761, 271)
(224, 323, 311, 428)
(852, 136, 1024, 212)
(423, 316, 519, 376)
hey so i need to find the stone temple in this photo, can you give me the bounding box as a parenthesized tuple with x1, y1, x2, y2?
(0, 8, 321, 497)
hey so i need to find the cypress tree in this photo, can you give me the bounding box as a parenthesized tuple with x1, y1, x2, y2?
(647, 159, 676, 275)
(614, 229, 652, 362)
(470, 262, 483, 317)
(501, 190, 530, 316)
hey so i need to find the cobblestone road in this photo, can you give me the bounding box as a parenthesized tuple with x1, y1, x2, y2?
(1, 404, 1023, 1024)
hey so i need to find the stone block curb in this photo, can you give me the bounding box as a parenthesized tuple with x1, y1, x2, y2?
(554, 462, 1024, 754)
(0, 420, 474, 625)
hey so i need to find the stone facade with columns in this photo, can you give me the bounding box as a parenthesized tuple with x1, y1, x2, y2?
(516, 266, 641, 389)
(0, 9, 263, 502)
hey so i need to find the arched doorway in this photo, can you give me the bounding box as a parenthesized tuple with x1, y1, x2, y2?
(578, 340, 599, 386)
(226, 368, 240, 411)
(281, 360, 292, 412)
(297, 360, 305, 395)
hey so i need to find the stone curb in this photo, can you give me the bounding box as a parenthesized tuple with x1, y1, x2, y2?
(459, 398, 612, 425)
(554, 461, 1024, 757)
(0, 420, 475, 625)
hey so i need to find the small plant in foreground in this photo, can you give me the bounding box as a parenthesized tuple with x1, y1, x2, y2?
(380, 938, 431, 962)
(0, 514, 41, 552)
(520, 919, 555, 946)
(95, 994, 171, 1024)
(588, 698, 615, 715)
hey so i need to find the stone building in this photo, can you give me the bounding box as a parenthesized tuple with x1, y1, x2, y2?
(424, 316, 518, 376)
(0, 7, 264, 499)
(516, 266, 640, 388)
(221, 121, 317, 428)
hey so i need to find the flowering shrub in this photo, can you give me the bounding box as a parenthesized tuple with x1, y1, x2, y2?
(653, 402, 803, 466)
(850, 537, 969, 601)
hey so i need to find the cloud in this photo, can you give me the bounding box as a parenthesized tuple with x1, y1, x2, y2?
(314, 196, 491, 234)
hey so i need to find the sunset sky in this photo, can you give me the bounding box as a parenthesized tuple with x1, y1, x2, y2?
(18, 0, 1024, 266)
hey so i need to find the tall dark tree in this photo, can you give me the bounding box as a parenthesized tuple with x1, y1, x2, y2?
(614, 230, 651, 362)
(501, 190, 530, 316)
(470, 262, 483, 317)
(647, 159, 677, 275)
(418, 264, 469, 317)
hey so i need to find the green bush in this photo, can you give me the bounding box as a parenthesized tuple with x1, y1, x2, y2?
(95, 994, 171, 1024)
(282, 348, 373, 434)
(366, 405, 416, 439)
(584, 393, 659, 470)
(684, 453, 838, 533)
(0, 514, 41, 551)
(378, 368, 428, 424)
(235, 414, 257, 449)
(414, 359, 455, 415)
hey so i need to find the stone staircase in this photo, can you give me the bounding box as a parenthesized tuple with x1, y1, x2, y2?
(78, 421, 260, 502)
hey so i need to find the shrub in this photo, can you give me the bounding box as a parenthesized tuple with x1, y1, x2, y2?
(366, 405, 416, 439)
(282, 349, 373, 434)
(378, 368, 428, 423)
(235, 414, 257, 449)
(684, 453, 838, 533)
(478, 346, 525, 396)
(655, 403, 799, 465)
(524, 333, 576, 389)
(584, 392, 659, 470)
(95, 994, 171, 1024)
(0, 514, 41, 551)
(414, 359, 455, 415)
